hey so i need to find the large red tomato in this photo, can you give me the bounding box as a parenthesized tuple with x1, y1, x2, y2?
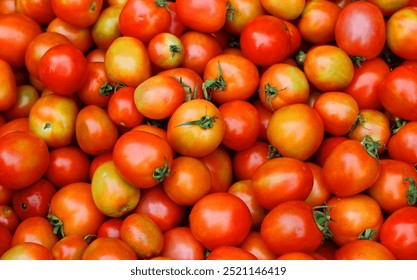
(161, 227, 205, 260)
(51, 0, 103, 28)
(51, 234, 89, 260)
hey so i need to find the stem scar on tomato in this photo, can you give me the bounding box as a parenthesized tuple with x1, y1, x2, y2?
(202, 61, 226, 101)
(350, 56, 366, 68)
(226, 1, 237, 21)
(391, 117, 407, 134)
(261, 82, 286, 111)
(313, 205, 334, 243)
(153, 159, 171, 183)
(47, 212, 65, 238)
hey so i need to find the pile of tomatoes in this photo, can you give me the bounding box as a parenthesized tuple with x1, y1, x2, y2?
(2, 0, 417, 261)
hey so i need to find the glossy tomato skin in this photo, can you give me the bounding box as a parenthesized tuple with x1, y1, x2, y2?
(51, 0, 103, 28)
(305, 162, 332, 207)
(224, 0, 266, 35)
(82, 237, 137, 260)
(260, 200, 323, 256)
(97, 218, 123, 239)
(0, 242, 53, 260)
(314, 136, 348, 167)
(157, 67, 204, 101)
(0, 205, 20, 234)
(161, 227, 205, 260)
(380, 206, 417, 259)
(240, 15, 291, 66)
(0, 58, 17, 112)
(3, 85, 40, 121)
(91, 5, 122, 49)
(335, 240, 395, 260)
(0, 131, 49, 190)
(0, 184, 13, 205)
(189, 192, 252, 250)
(239, 231, 277, 260)
(107, 86, 144, 128)
(206, 246, 257, 260)
(16, 0, 55, 26)
(0, 118, 30, 140)
(232, 141, 269, 181)
(147, 32, 184, 70)
(388, 121, 417, 165)
(51, 234, 89, 260)
(12, 179, 56, 220)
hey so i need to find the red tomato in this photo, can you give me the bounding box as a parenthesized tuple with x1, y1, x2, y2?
(88, 152, 113, 181)
(12, 179, 56, 220)
(232, 141, 269, 181)
(240, 15, 291, 66)
(0, 0, 15, 14)
(97, 218, 123, 239)
(189, 192, 252, 250)
(224, 0, 266, 35)
(380, 206, 417, 259)
(82, 237, 137, 260)
(157, 67, 204, 101)
(0, 184, 13, 205)
(0, 205, 20, 234)
(239, 231, 277, 260)
(107, 86, 144, 128)
(335, 240, 395, 260)
(161, 227, 205, 260)
(91, 5, 122, 49)
(277, 252, 315, 260)
(207, 246, 257, 260)
(175, 0, 227, 33)
(260, 200, 323, 255)
(147, 32, 184, 70)
(314, 136, 348, 167)
(0, 58, 17, 111)
(0, 131, 49, 190)
(131, 124, 167, 141)
(1, 242, 53, 260)
(0, 117, 29, 138)
(51, 0, 103, 28)
(305, 162, 332, 207)
(3, 85, 39, 121)
(118, 0, 171, 43)
(253, 99, 272, 141)
(166, 2, 186, 37)
(388, 121, 417, 164)
(15, 0, 55, 26)
(0, 224, 12, 256)
(85, 48, 106, 63)
(51, 234, 89, 260)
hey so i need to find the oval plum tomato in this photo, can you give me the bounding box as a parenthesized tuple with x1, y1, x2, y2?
(298, 0, 342, 44)
(267, 103, 324, 161)
(258, 63, 310, 112)
(133, 185, 186, 233)
(0, 184, 13, 205)
(147, 32, 184, 70)
(0, 224, 12, 256)
(207, 246, 257, 260)
(11, 216, 58, 251)
(0, 58, 17, 111)
(305, 162, 332, 208)
(251, 157, 314, 210)
(240, 15, 291, 67)
(335, 1, 386, 60)
(113, 130, 174, 188)
(82, 237, 137, 260)
(167, 99, 225, 157)
(12, 179, 56, 220)
(134, 74, 185, 120)
(157, 67, 204, 101)
(260, 200, 323, 256)
(228, 180, 267, 230)
(161, 227, 205, 260)
(368, 159, 417, 214)
(51, 234, 89, 260)
(260, 0, 305, 20)
(175, 0, 227, 33)
(179, 31, 222, 75)
(322, 138, 381, 197)
(327, 194, 384, 246)
(189, 192, 252, 250)
(223, 0, 266, 35)
(301, 45, 354, 92)
(232, 141, 269, 181)
(45, 146, 91, 188)
(313, 91, 359, 136)
(240, 231, 277, 260)
(51, 0, 103, 28)
(75, 104, 119, 155)
(46, 17, 94, 54)
(38, 43, 88, 96)
(120, 213, 164, 259)
(202, 53, 260, 104)
(162, 156, 211, 206)
(0, 242, 53, 260)
(118, 0, 171, 43)
(218, 100, 259, 151)
(199, 145, 233, 193)
(107, 86, 144, 128)
(91, 5, 122, 50)
(0, 131, 49, 190)
(335, 240, 395, 260)
(379, 65, 417, 121)
(97, 218, 123, 239)
(15, 0, 55, 26)
(3, 85, 39, 121)
(91, 161, 141, 217)
(388, 121, 417, 164)
(0, 205, 19, 234)
(49, 182, 106, 237)
(386, 7, 417, 60)
(28, 93, 79, 148)
(380, 206, 417, 259)
(0, 13, 42, 69)
(104, 36, 151, 87)
(344, 57, 390, 110)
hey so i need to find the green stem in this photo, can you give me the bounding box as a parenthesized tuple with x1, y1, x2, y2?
(202, 61, 227, 101)
(391, 117, 407, 134)
(99, 81, 126, 96)
(169, 44, 182, 58)
(295, 50, 307, 67)
(47, 212, 65, 238)
(405, 177, 417, 205)
(226, 1, 237, 21)
(267, 145, 280, 159)
(313, 205, 334, 243)
(177, 114, 218, 129)
(261, 82, 286, 111)
(360, 135, 382, 163)
(358, 228, 376, 240)
(153, 159, 171, 183)
(350, 56, 366, 68)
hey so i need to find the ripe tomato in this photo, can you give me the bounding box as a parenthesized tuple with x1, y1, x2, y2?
(261, 0, 305, 20)
(232, 141, 269, 181)
(120, 213, 164, 259)
(202, 53, 260, 104)
(0, 58, 17, 112)
(51, 0, 103, 28)
(258, 63, 310, 112)
(367, 0, 409, 16)
(189, 192, 252, 250)
(107, 86, 144, 128)
(207, 246, 257, 260)
(85, 48, 106, 63)
(166, 2, 186, 37)
(161, 227, 205, 260)
(104, 36, 151, 87)
(240, 15, 291, 66)
(0, 224, 12, 256)
(305, 162, 332, 207)
(3, 85, 39, 121)
(51, 234, 89, 260)
(267, 103, 324, 161)
(118, 0, 171, 43)
(314, 136, 348, 167)
(97, 218, 123, 239)
(91, 5, 122, 49)
(380, 206, 417, 259)
(147, 32, 184, 70)
(0, 242, 53, 260)
(133, 184, 186, 233)
(49, 182, 106, 237)
(335, 240, 395, 260)
(0, 205, 19, 234)
(223, 0, 266, 35)
(0, 13, 42, 69)
(327, 194, 384, 246)
(175, 0, 227, 33)
(260, 200, 323, 255)
(0, 131, 49, 190)
(15, 0, 55, 26)
(388, 121, 417, 164)
(75, 104, 119, 155)
(12, 179, 56, 220)
(91, 161, 141, 217)
(167, 99, 225, 157)
(322, 138, 381, 197)
(82, 237, 137, 260)
(157, 67, 204, 101)
(253, 99, 272, 141)
(240, 231, 277, 260)
(131, 124, 167, 140)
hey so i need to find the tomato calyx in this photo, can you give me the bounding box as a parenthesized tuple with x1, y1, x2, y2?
(404, 177, 417, 206)
(295, 50, 307, 67)
(203, 62, 226, 101)
(350, 56, 366, 68)
(391, 117, 407, 134)
(261, 82, 287, 111)
(99, 81, 126, 96)
(154, 0, 170, 11)
(313, 205, 334, 242)
(153, 159, 171, 183)
(174, 77, 199, 101)
(227, 36, 240, 48)
(226, 1, 237, 21)
(360, 135, 382, 163)
(169, 44, 182, 58)
(358, 228, 376, 240)
(349, 113, 367, 133)
(267, 144, 280, 159)
(177, 114, 218, 129)
(47, 212, 65, 238)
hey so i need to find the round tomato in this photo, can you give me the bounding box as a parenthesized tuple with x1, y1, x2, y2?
(239, 231, 277, 260)
(166, 1, 187, 37)
(97, 218, 123, 239)
(0, 58, 17, 112)
(335, 240, 395, 260)
(15, 0, 55, 26)
(0, 205, 20, 234)
(232, 141, 270, 181)
(51, 0, 103, 28)
(82, 237, 137, 260)
(91, 5, 122, 49)
(107, 86, 144, 128)
(147, 32, 184, 70)
(223, 0, 266, 35)
(314, 136, 348, 167)
(3, 85, 39, 121)
(51, 234, 89, 260)
(161, 227, 205, 260)
(388, 121, 417, 164)
(1, 242, 52, 260)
